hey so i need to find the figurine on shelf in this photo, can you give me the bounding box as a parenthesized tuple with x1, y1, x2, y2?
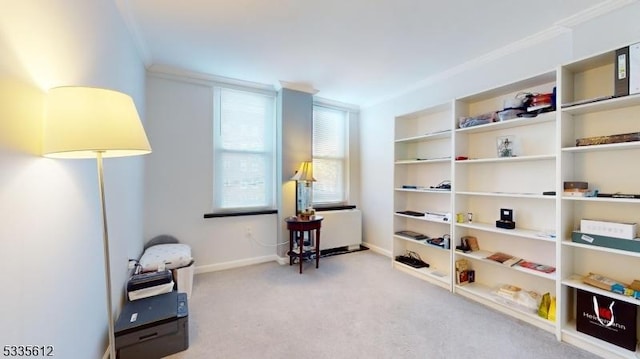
(497, 135, 516, 158)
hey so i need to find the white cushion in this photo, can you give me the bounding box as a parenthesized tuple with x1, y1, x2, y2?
(139, 243, 192, 272)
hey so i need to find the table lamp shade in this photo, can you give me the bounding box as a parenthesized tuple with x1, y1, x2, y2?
(43, 86, 151, 158)
(290, 161, 315, 182)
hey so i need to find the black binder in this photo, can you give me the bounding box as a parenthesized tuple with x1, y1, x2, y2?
(615, 46, 630, 97)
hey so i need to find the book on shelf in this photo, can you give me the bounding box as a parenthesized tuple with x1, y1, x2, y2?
(582, 272, 625, 292)
(455, 259, 471, 285)
(457, 270, 470, 285)
(485, 252, 522, 267)
(517, 260, 556, 273)
(497, 284, 522, 300)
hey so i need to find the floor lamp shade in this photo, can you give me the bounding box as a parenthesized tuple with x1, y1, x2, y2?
(43, 86, 151, 158)
(42, 86, 151, 359)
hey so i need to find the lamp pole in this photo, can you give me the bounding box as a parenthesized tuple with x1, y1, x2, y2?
(97, 151, 116, 359)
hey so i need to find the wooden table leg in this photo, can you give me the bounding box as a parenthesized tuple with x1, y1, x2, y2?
(299, 230, 303, 274)
(315, 227, 321, 269)
(289, 229, 294, 266)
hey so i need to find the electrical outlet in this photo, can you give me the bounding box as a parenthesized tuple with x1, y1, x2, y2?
(246, 226, 252, 236)
(128, 259, 137, 270)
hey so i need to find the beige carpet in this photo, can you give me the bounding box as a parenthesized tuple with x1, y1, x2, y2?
(166, 250, 600, 359)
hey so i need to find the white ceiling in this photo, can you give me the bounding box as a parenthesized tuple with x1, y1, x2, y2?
(119, 0, 619, 107)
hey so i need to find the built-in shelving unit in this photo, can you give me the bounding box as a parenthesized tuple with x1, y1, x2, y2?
(451, 70, 558, 334)
(391, 42, 640, 358)
(393, 103, 453, 290)
(557, 48, 640, 358)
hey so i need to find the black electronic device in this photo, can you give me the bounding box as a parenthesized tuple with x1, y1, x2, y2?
(496, 208, 516, 229)
(597, 193, 640, 199)
(430, 180, 451, 190)
(395, 230, 428, 240)
(115, 291, 189, 359)
(127, 270, 173, 292)
(564, 181, 588, 190)
(395, 210, 424, 217)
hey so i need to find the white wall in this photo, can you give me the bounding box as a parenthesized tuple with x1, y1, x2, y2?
(0, 1, 146, 358)
(144, 74, 280, 270)
(144, 72, 362, 270)
(359, 3, 640, 255)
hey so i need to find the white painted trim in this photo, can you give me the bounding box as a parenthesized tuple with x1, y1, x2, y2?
(555, 0, 637, 28)
(276, 80, 319, 95)
(361, 242, 392, 258)
(275, 255, 289, 265)
(314, 97, 360, 112)
(114, 0, 152, 66)
(194, 255, 279, 274)
(102, 347, 109, 359)
(147, 64, 276, 94)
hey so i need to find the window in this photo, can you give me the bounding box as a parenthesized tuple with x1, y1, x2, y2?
(213, 87, 276, 211)
(312, 104, 349, 204)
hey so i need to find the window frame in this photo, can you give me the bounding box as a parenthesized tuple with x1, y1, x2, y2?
(212, 85, 277, 213)
(312, 103, 350, 206)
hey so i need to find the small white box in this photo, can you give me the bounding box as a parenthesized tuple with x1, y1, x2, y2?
(172, 261, 194, 299)
(580, 219, 637, 240)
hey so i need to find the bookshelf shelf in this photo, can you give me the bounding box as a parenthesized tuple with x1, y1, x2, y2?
(455, 282, 555, 333)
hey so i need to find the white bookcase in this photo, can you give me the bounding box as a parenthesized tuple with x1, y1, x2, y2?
(393, 103, 453, 290)
(558, 51, 640, 359)
(391, 43, 640, 358)
(452, 72, 558, 334)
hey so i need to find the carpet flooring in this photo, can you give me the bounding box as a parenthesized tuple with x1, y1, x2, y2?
(166, 250, 600, 359)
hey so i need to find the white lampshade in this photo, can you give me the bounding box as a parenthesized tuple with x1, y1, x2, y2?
(291, 161, 316, 182)
(43, 86, 152, 158)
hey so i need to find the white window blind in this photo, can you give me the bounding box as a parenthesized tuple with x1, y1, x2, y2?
(312, 105, 348, 204)
(213, 87, 276, 210)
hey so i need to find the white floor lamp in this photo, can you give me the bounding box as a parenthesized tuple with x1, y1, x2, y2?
(42, 87, 152, 359)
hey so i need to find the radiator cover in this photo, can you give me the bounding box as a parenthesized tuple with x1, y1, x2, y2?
(318, 209, 362, 250)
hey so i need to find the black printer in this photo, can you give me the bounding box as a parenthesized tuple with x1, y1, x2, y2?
(115, 291, 189, 359)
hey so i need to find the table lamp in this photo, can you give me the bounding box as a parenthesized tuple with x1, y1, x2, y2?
(291, 161, 315, 216)
(42, 86, 152, 359)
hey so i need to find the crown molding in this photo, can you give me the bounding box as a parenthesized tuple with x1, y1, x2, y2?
(147, 64, 276, 93)
(555, 0, 637, 28)
(314, 97, 360, 112)
(276, 81, 319, 95)
(114, 0, 152, 67)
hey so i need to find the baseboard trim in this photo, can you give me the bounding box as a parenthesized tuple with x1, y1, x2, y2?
(194, 255, 279, 274)
(194, 246, 385, 274)
(275, 255, 289, 265)
(361, 242, 391, 257)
